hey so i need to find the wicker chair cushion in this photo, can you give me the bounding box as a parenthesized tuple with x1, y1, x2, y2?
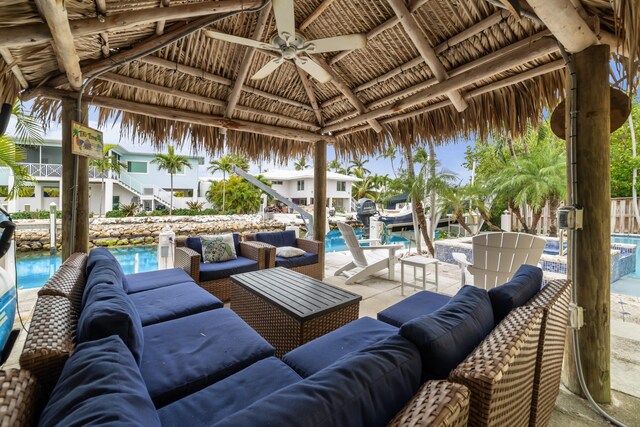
(275, 253, 318, 269)
(158, 357, 302, 426)
(129, 282, 223, 326)
(140, 308, 274, 407)
(39, 336, 160, 427)
(488, 264, 543, 323)
(19, 296, 75, 393)
(38, 264, 85, 313)
(198, 256, 258, 282)
(255, 230, 297, 248)
(377, 290, 451, 327)
(125, 268, 194, 294)
(400, 285, 494, 381)
(214, 335, 421, 427)
(186, 234, 241, 258)
(82, 258, 126, 309)
(282, 317, 398, 378)
(0, 369, 40, 427)
(77, 283, 144, 365)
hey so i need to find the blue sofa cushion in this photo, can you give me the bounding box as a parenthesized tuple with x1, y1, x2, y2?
(377, 290, 451, 327)
(82, 253, 126, 309)
(141, 308, 274, 407)
(488, 264, 543, 323)
(282, 317, 398, 377)
(158, 357, 302, 426)
(39, 336, 160, 427)
(214, 335, 421, 427)
(77, 283, 144, 365)
(255, 230, 297, 248)
(399, 285, 494, 381)
(275, 252, 318, 269)
(186, 234, 241, 258)
(199, 256, 258, 282)
(125, 268, 194, 294)
(129, 281, 223, 326)
(86, 247, 127, 287)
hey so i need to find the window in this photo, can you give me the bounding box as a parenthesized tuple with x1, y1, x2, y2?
(336, 181, 346, 192)
(127, 161, 147, 173)
(43, 186, 59, 197)
(272, 180, 283, 185)
(297, 180, 304, 191)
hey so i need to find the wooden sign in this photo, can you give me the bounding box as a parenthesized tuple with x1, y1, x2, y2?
(71, 121, 104, 159)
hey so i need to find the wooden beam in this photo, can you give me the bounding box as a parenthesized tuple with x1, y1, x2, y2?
(156, 0, 171, 35)
(300, 0, 335, 31)
(387, 0, 467, 112)
(313, 56, 383, 133)
(0, 48, 29, 88)
(321, 36, 558, 133)
(139, 56, 313, 111)
(35, 0, 83, 91)
(98, 72, 320, 130)
(33, 87, 334, 143)
(523, 0, 598, 53)
(297, 68, 324, 126)
(329, 0, 429, 65)
(94, 0, 110, 57)
(313, 139, 328, 250)
(226, 6, 271, 118)
(0, 0, 262, 49)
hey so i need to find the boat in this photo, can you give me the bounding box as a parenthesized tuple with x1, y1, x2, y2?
(378, 204, 414, 231)
(0, 208, 16, 356)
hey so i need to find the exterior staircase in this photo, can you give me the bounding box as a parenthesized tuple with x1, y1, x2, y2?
(115, 170, 173, 208)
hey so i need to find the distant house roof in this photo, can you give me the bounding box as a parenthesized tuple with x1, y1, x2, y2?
(261, 169, 361, 182)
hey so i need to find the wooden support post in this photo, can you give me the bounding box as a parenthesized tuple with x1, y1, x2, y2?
(313, 140, 327, 246)
(571, 44, 611, 403)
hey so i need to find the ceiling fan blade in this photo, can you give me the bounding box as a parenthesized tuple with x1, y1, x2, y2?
(303, 34, 367, 54)
(251, 58, 284, 80)
(294, 57, 332, 84)
(272, 0, 296, 43)
(203, 30, 275, 50)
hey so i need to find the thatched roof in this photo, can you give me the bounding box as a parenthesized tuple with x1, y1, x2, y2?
(0, 0, 638, 161)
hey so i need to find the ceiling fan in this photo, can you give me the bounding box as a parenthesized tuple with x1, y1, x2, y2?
(203, 0, 367, 83)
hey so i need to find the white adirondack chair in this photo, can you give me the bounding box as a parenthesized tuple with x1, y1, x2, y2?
(451, 232, 546, 290)
(334, 222, 403, 285)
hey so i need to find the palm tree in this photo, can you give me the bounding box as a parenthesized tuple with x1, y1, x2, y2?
(403, 148, 435, 256)
(208, 153, 248, 210)
(378, 145, 400, 178)
(438, 186, 474, 235)
(151, 146, 192, 215)
(294, 157, 310, 171)
(327, 158, 342, 173)
(348, 158, 370, 176)
(352, 175, 377, 200)
(89, 144, 123, 217)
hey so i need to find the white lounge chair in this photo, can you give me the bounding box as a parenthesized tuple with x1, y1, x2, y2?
(452, 232, 546, 290)
(334, 222, 402, 285)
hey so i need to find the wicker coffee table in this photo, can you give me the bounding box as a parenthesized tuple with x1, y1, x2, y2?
(231, 267, 362, 358)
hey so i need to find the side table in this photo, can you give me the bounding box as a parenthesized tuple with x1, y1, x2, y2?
(400, 256, 439, 295)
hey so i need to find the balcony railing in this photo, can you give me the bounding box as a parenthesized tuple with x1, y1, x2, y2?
(20, 163, 107, 179)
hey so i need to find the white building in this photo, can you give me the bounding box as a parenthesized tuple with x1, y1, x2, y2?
(260, 170, 360, 210)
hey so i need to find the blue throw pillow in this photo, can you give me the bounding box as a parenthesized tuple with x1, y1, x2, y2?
(39, 336, 160, 427)
(488, 264, 543, 323)
(77, 283, 144, 365)
(255, 230, 297, 248)
(399, 285, 494, 381)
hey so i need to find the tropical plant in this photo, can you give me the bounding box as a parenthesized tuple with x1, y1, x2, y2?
(185, 200, 205, 211)
(352, 175, 377, 200)
(206, 175, 271, 214)
(151, 146, 192, 215)
(294, 157, 310, 171)
(118, 202, 139, 217)
(208, 153, 249, 210)
(437, 186, 474, 235)
(348, 158, 370, 176)
(403, 148, 435, 256)
(327, 158, 342, 173)
(611, 100, 640, 197)
(378, 145, 401, 178)
(89, 144, 123, 217)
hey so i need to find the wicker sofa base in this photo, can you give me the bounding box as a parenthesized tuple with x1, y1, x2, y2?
(231, 283, 359, 358)
(199, 277, 233, 303)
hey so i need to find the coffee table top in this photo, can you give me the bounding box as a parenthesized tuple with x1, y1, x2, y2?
(231, 267, 362, 321)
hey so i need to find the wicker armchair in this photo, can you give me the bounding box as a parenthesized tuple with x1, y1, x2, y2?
(175, 239, 268, 302)
(0, 369, 40, 427)
(245, 231, 325, 280)
(449, 306, 544, 427)
(388, 380, 470, 427)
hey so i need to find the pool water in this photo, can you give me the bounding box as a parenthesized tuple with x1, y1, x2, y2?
(16, 246, 158, 290)
(325, 229, 409, 252)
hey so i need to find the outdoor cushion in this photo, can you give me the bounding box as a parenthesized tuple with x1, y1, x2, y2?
(86, 247, 127, 287)
(125, 268, 194, 294)
(198, 256, 258, 282)
(77, 283, 144, 365)
(141, 308, 274, 407)
(399, 285, 494, 381)
(128, 281, 223, 326)
(158, 357, 302, 426)
(377, 290, 451, 327)
(276, 246, 306, 258)
(282, 317, 398, 377)
(186, 234, 241, 258)
(39, 336, 160, 427)
(275, 252, 318, 269)
(82, 255, 126, 308)
(202, 234, 238, 263)
(254, 230, 297, 248)
(214, 335, 421, 427)
(488, 264, 543, 323)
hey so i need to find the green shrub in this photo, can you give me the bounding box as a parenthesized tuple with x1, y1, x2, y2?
(11, 210, 62, 220)
(105, 210, 125, 218)
(148, 209, 169, 217)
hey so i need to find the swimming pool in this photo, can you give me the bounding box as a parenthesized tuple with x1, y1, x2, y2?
(16, 246, 158, 290)
(325, 229, 409, 252)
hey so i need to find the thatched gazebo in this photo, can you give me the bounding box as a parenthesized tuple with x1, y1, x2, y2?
(0, 0, 638, 406)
